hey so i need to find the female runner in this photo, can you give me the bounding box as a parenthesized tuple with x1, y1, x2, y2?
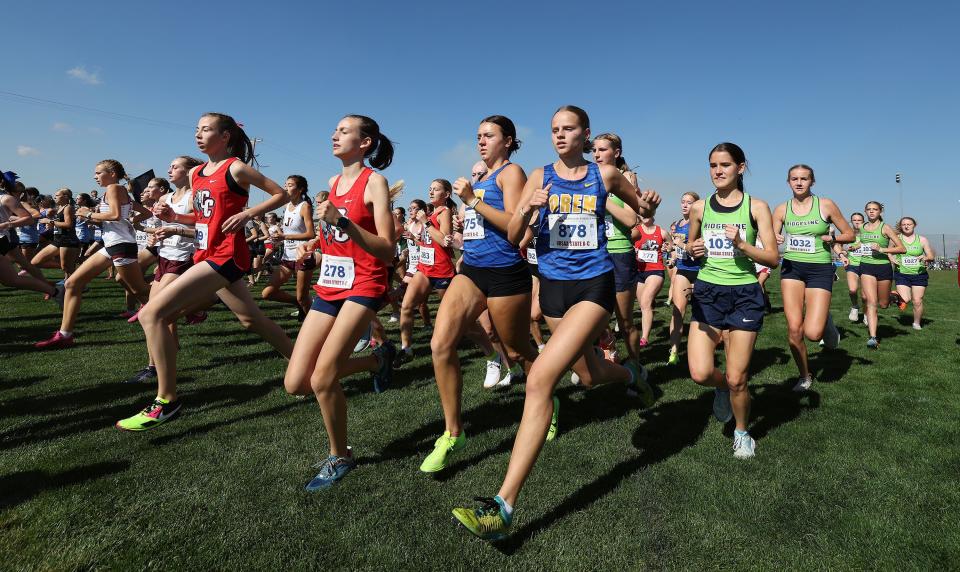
(116, 113, 294, 430)
(35, 160, 151, 349)
(857, 201, 905, 348)
(667, 193, 701, 365)
(893, 216, 934, 330)
(684, 142, 779, 459)
(772, 164, 854, 391)
(452, 105, 659, 540)
(31, 188, 80, 279)
(282, 114, 398, 490)
(0, 181, 65, 303)
(836, 212, 866, 322)
(632, 215, 671, 351)
(261, 175, 316, 320)
(421, 115, 541, 473)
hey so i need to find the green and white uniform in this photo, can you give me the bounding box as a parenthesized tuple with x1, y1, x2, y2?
(896, 235, 926, 275)
(858, 221, 890, 266)
(782, 196, 832, 264)
(698, 192, 758, 286)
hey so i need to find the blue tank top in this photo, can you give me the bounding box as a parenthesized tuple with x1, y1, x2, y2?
(76, 216, 93, 242)
(17, 219, 39, 244)
(462, 163, 522, 268)
(673, 218, 701, 271)
(535, 162, 612, 280)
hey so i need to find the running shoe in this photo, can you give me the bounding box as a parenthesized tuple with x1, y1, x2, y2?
(183, 311, 206, 325)
(452, 496, 512, 541)
(392, 348, 412, 369)
(127, 307, 142, 324)
(866, 337, 879, 349)
(51, 284, 65, 309)
(733, 432, 756, 458)
(420, 430, 467, 473)
(570, 371, 581, 385)
(792, 375, 813, 392)
(125, 366, 157, 384)
(353, 322, 373, 353)
(912, 323, 922, 331)
(289, 309, 301, 317)
(822, 314, 840, 349)
(848, 307, 859, 323)
(713, 388, 733, 423)
(34, 331, 75, 350)
(482, 358, 503, 389)
(305, 453, 356, 491)
(118, 310, 136, 319)
(372, 341, 396, 393)
(546, 396, 560, 441)
(668, 349, 679, 365)
(388, 313, 399, 323)
(116, 397, 181, 431)
(497, 364, 524, 388)
(897, 301, 908, 312)
(638, 338, 649, 348)
(625, 361, 653, 406)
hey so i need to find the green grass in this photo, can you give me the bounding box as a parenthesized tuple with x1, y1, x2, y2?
(1, 270, 959, 569)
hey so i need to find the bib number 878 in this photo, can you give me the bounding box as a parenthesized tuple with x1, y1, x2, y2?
(557, 224, 588, 238)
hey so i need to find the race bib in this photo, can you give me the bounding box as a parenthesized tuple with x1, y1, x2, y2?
(637, 249, 659, 263)
(196, 223, 209, 250)
(901, 256, 921, 267)
(703, 227, 745, 259)
(463, 209, 484, 240)
(526, 247, 538, 265)
(419, 247, 435, 266)
(284, 239, 297, 251)
(604, 216, 615, 238)
(785, 233, 816, 254)
(851, 244, 871, 257)
(94, 228, 102, 240)
(318, 254, 355, 289)
(548, 213, 598, 250)
(135, 230, 148, 245)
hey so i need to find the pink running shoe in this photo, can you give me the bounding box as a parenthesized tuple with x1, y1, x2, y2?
(639, 338, 649, 348)
(184, 311, 208, 325)
(127, 308, 142, 324)
(118, 310, 136, 319)
(35, 331, 75, 349)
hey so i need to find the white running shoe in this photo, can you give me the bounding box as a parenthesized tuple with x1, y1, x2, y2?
(793, 375, 813, 392)
(388, 313, 399, 323)
(570, 371, 581, 385)
(912, 323, 922, 331)
(822, 314, 840, 349)
(352, 323, 372, 353)
(482, 359, 503, 389)
(848, 307, 859, 322)
(863, 315, 869, 328)
(733, 433, 756, 458)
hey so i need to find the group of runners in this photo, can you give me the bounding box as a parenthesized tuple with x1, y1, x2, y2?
(0, 105, 939, 542)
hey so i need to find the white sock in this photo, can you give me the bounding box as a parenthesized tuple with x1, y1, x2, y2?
(59, 330, 72, 337)
(495, 495, 513, 515)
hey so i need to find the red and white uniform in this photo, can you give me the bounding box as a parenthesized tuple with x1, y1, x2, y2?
(313, 168, 388, 300)
(417, 206, 456, 278)
(191, 158, 250, 270)
(634, 225, 666, 272)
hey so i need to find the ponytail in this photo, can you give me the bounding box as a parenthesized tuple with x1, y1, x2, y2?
(346, 114, 394, 170)
(202, 112, 255, 164)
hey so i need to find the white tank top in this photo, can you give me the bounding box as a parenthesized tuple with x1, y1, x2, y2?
(99, 195, 136, 247)
(136, 205, 162, 251)
(405, 237, 419, 274)
(158, 190, 195, 262)
(282, 201, 310, 261)
(0, 197, 11, 241)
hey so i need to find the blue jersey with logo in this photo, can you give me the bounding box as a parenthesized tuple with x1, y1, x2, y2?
(462, 163, 522, 268)
(535, 162, 612, 280)
(673, 218, 701, 271)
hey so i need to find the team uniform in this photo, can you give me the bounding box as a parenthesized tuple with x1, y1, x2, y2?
(673, 218, 701, 283)
(75, 212, 94, 249)
(417, 207, 456, 291)
(52, 206, 80, 249)
(0, 201, 14, 256)
(312, 167, 388, 316)
(191, 158, 251, 283)
(524, 236, 539, 278)
(16, 215, 40, 249)
(634, 225, 665, 282)
(845, 232, 866, 275)
(606, 195, 637, 292)
(281, 201, 316, 272)
(692, 193, 764, 332)
(858, 221, 893, 281)
(895, 235, 928, 288)
(154, 191, 195, 279)
(95, 194, 138, 266)
(780, 196, 835, 290)
(534, 162, 615, 317)
(459, 163, 531, 297)
(404, 234, 420, 277)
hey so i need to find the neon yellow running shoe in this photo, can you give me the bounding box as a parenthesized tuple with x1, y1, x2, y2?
(452, 496, 512, 541)
(625, 361, 655, 408)
(546, 396, 559, 442)
(116, 397, 181, 431)
(420, 430, 467, 473)
(668, 349, 679, 365)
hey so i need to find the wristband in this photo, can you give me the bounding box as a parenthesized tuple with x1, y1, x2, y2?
(468, 197, 481, 209)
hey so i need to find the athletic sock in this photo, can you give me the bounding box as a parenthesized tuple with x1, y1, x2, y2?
(494, 495, 513, 516)
(59, 330, 72, 337)
(734, 429, 749, 438)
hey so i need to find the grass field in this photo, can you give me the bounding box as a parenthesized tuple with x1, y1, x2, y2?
(1, 269, 958, 570)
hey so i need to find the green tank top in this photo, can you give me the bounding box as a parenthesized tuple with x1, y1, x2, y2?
(846, 231, 863, 266)
(697, 192, 758, 286)
(858, 221, 890, 265)
(604, 195, 633, 253)
(896, 235, 926, 275)
(782, 196, 832, 264)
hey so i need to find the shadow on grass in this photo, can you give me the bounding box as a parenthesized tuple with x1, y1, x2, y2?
(809, 348, 872, 383)
(0, 460, 131, 511)
(0, 375, 48, 391)
(149, 399, 305, 446)
(732, 382, 821, 441)
(495, 392, 713, 552)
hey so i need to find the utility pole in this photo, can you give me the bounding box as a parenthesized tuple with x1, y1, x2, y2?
(895, 172, 903, 220)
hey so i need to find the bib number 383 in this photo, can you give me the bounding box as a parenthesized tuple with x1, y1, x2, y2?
(548, 213, 598, 250)
(318, 254, 355, 289)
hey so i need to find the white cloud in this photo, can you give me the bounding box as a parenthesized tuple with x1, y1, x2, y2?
(17, 145, 40, 157)
(52, 122, 73, 132)
(67, 66, 101, 85)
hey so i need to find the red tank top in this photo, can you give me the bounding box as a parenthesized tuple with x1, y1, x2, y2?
(417, 206, 456, 278)
(634, 225, 665, 271)
(191, 158, 251, 269)
(313, 168, 388, 300)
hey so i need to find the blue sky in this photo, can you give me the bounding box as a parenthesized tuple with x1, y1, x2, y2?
(2, 0, 958, 237)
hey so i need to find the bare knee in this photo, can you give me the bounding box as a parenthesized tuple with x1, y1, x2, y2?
(690, 366, 713, 385)
(309, 365, 338, 394)
(804, 325, 824, 341)
(524, 372, 555, 401)
(260, 286, 273, 300)
(430, 329, 457, 359)
(726, 373, 748, 393)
